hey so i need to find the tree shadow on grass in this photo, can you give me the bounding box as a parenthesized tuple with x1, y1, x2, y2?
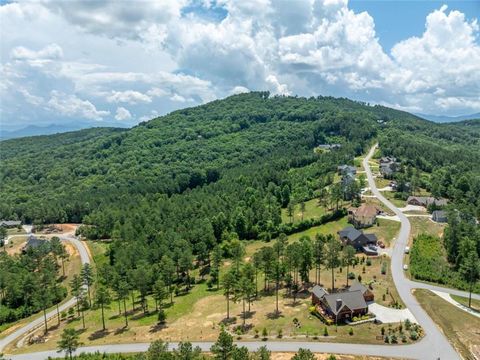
(131, 311, 152, 321)
(266, 311, 284, 320)
(220, 316, 237, 325)
(149, 322, 167, 333)
(243, 310, 256, 319)
(88, 329, 110, 341)
(114, 327, 129, 335)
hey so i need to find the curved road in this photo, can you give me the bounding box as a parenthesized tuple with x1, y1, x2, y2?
(3, 145, 479, 359)
(0, 234, 90, 354)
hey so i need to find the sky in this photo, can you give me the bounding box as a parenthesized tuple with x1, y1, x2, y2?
(1, 0, 479, 131)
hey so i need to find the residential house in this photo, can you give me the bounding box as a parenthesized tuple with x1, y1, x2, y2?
(407, 196, 448, 208)
(311, 283, 369, 323)
(348, 204, 382, 228)
(0, 220, 21, 228)
(348, 282, 375, 302)
(337, 165, 357, 176)
(317, 144, 342, 150)
(432, 210, 448, 223)
(338, 227, 378, 255)
(379, 157, 399, 179)
(23, 235, 49, 252)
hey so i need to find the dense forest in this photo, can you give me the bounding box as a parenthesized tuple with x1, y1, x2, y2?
(1, 92, 479, 306)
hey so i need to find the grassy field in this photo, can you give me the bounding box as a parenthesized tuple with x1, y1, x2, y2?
(9, 215, 410, 355)
(281, 199, 327, 224)
(382, 191, 406, 208)
(451, 295, 480, 313)
(10, 269, 407, 355)
(414, 289, 480, 359)
(363, 219, 401, 247)
(6, 228, 25, 235)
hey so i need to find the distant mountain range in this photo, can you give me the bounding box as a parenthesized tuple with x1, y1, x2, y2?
(2, 110, 479, 141)
(416, 112, 480, 123)
(0, 121, 133, 140)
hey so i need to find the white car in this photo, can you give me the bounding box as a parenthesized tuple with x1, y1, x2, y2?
(404, 246, 410, 254)
(403, 264, 409, 271)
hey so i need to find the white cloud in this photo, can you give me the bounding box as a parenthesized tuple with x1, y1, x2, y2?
(11, 43, 63, 61)
(47, 91, 110, 120)
(115, 106, 132, 121)
(40, 0, 187, 41)
(107, 90, 152, 104)
(1, 0, 480, 131)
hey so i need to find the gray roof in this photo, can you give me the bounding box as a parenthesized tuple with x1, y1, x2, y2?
(349, 282, 368, 294)
(338, 165, 357, 175)
(0, 220, 21, 227)
(25, 235, 47, 249)
(312, 285, 328, 299)
(338, 227, 362, 241)
(365, 233, 378, 242)
(432, 210, 448, 222)
(324, 290, 367, 315)
(407, 196, 448, 207)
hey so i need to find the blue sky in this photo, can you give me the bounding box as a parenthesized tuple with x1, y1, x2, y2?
(351, 1, 480, 50)
(1, 0, 479, 132)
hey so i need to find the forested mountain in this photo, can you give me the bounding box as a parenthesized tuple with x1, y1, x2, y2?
(1, 91, 479, 323)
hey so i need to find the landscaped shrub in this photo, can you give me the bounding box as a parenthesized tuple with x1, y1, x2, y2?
(381, 262, 387, 275)
(348, 327, 353, 335)
(348, 272, 355, 279)
(409, 330, 418, 340)
(366, 258, 372, 266)
(324, 326, 329, 336)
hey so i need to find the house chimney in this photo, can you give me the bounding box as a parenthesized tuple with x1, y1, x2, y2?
(336, 298, 342, 311)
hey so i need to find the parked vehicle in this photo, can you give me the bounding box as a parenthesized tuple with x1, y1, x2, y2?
(404, 246, 410, 254)
(403, 264, 409, 271)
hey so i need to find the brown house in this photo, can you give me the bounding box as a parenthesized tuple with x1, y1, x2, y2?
(407, 196, 447, 207)
(311, 282, 371, 323)
(347, 204, 382, 228)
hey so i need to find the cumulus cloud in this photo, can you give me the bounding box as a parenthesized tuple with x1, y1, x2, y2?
(1, 0, 480, 130)
(47, 91, 110, 120)
(40, 0, 187, 41)
(115, 106, 132, 121)
(107, 90, 152, 104)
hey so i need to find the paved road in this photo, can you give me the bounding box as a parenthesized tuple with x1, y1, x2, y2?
(0, 234, 90, 353)
(363, 144, 465, 360)
(4, 145, 479, 359)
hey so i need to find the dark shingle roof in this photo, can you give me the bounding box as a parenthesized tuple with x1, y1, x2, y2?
(365, 233, 378, 242)
(25, 235, 47, 250)
(349, 282, 368, 294)
(338, 227, 362, 241)
(323, 290, 367, 315)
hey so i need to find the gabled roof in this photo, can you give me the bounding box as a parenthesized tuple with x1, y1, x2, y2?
(312, 285, 328, 299)
(349, 281, 368, 294)
(407, 196, 448, 207)
(338, 227, 362, 241)
(323, 290, 367, 315)
(25, 235, 48, 250)
(350, 204, 381, 219)
(365, 233, 378, 243)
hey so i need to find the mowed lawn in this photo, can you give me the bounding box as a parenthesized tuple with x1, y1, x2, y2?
(414, 289, 480, 359)
(280, 198, 328, 224)
(364, 219, 401, 247)
(451, 295, 480, 313)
